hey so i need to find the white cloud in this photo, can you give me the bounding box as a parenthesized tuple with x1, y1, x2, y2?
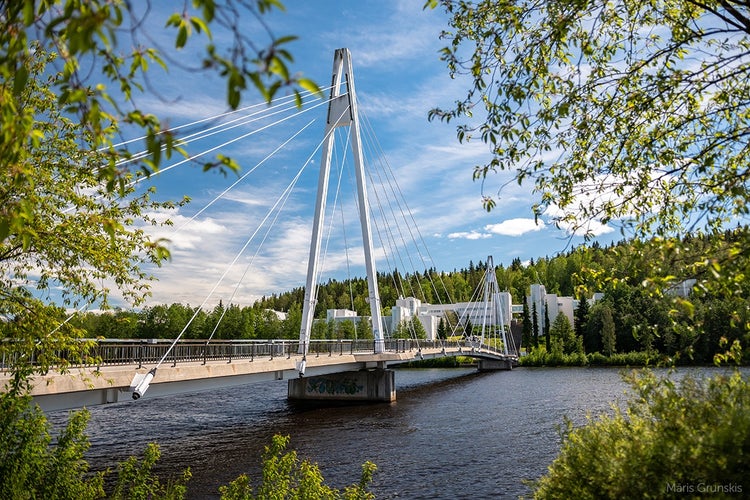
(447, 231, 492, 240)
(485, 218, 545, 236)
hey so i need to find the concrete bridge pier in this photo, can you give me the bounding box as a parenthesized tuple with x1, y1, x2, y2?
(288, 368, 395, 403)
(477, 358, 515, 371)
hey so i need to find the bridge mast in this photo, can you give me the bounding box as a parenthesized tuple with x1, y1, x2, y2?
(299, 48, 385, 356)
(483, 255, 510, 355)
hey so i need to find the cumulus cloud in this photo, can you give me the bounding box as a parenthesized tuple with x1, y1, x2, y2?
(141, 209, 229, 251)
(485, 218, 545, 236)
(447, 231, 492, 240)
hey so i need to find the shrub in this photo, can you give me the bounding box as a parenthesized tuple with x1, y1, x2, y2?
(532, 368, 750, 499)
(587, 351, 656, 367)
(219, 434, 376, 500)
(0, 392, 104, 500)
(0, 388, 374, 499)
(519, 347, 588, 367)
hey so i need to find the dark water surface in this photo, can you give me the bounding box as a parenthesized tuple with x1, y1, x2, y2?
(49, 367, 639, 499)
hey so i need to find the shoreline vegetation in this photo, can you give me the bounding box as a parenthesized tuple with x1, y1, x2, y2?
(397, 350, 748, 369)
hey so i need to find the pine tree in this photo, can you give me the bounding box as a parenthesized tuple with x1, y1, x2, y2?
(574, 295, 589, 352)
(574, 296, 589, 338)
(544, 302, 551, 352)
(521, 300, 532, 351)
(601, 306, 616, 356)
(532, 301, 539, 348)
(437, 317, 447, 340)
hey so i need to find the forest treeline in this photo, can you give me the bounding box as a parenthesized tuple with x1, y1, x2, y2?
(69, 227, 750, 364)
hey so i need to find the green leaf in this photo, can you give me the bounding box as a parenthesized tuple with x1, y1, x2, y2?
(13, 66, 29, 95)
(297, 77, 322, 97)
(190, 16, 211, 38)
(176, 25, 188, 48)
(22, 0, 34, 25)
(165, 12, 182, 27)
(0, 218, 10, 242)
(274, 35, 298, 45)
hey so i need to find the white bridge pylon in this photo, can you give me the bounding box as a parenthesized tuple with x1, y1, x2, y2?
(298, 48, 385, 358)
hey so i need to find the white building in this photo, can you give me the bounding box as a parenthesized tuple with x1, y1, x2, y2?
(389, 296, 441, 340)
(326, 308, 358, 322)
(556, 296, 575, 326)
(528, 283, 547, 331)
(386, 293, 513, 340)
(325, 292, 514, 342)
(527, 284, 576, 332)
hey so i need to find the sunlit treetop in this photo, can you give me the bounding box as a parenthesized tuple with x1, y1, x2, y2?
(426, 0, 750, 297)
(429, 0, 750, 238)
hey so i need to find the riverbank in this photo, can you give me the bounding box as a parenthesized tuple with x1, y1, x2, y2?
(397, 349, 737, 369)
(520, 349, 656, 367)
(517, 349, 749, 367)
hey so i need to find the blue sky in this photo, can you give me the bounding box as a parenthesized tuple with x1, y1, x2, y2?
(116, 1, 619, 308)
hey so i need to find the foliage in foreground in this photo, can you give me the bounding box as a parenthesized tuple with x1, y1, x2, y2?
(0, 391, 104, 500)
(219, 434, 376, 500)
(532, 365, 750, 498)
(0, 387, 190, 499)
(0, 382, 374, 500)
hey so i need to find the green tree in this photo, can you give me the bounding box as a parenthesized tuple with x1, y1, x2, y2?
(335, 320, 356, 340)
(0, 392, 105, 500)
(437, 317, 447, 340)
(253, 309, 281, 340)
(429, 0, 750, 299)
(464, 319, 474, 337)
(110, 443, 191, 500)
(574, 296, 589, 342)
(0, 47, 180, 379)
(521, 300, 532, 352)
(544, 303, 551, 352)
(601, 305, 616, 357)
(550, 313, 580, 355)
(280, 303, 303, 340)
(410, 317, 428, 340)
(310, 319, 329, 340)
(89, 309, 139, 339)
(219, 435, 376, 500)
(2, 1, 318, 238)
(356, 316, 374, 341)
(533, 369, 750, 499)
(393, 318, 427, 340)
(583, 303, 604, 354)
(2, 0, 320, 379)
(138, 305, 171, 339)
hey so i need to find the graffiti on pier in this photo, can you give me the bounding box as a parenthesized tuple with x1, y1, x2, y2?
(306, 376, 364, 395)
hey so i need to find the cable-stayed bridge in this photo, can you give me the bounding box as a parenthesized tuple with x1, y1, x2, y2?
(2, 49, 518, 412)
(14, 338, 515, 412)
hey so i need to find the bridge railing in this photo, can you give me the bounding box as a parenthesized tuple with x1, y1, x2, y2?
(1, 338, 496, 372)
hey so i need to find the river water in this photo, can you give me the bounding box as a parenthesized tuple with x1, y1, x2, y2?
(49, 367, 647, 498)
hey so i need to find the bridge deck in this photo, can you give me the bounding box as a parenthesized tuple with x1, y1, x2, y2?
(1, 339, 516, 411)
